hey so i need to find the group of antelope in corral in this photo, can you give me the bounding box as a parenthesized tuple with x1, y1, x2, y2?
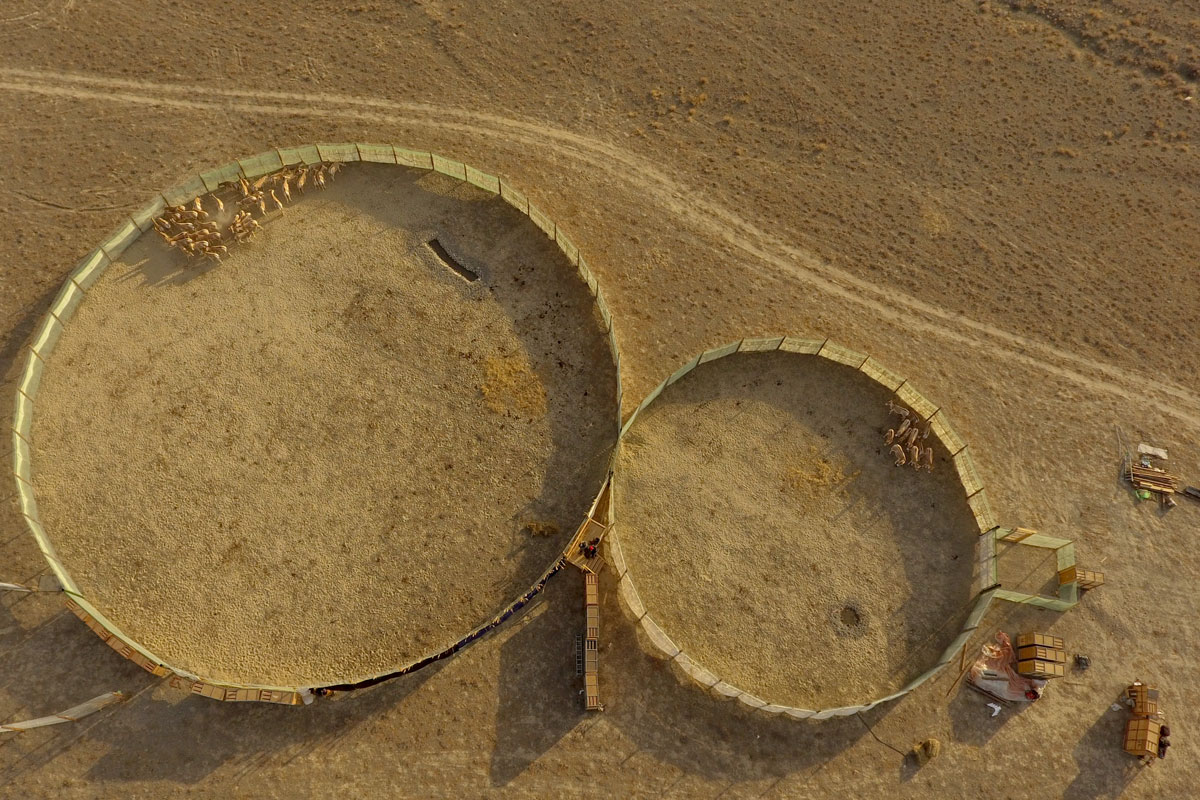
(884, 400, 934, 471)
(152, 161, 343, 263)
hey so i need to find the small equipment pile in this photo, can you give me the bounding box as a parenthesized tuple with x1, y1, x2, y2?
(966, 631, 1066, 705)
(1125, 443, 1180, 509)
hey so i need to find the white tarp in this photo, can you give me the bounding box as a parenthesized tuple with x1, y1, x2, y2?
(1, 692, 125, 733)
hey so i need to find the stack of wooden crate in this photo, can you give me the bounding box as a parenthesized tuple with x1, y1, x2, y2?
(583, 572, 601, 711)
(1015, 632, 1067, 679)
(1123, 681, 1165, 761)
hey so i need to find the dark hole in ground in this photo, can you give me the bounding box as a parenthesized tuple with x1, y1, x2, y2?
(841, 605, 862, 627)
(427, 237, 479, 282)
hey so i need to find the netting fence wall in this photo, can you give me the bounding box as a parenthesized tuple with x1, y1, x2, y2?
(608, 337, 1000, 719)
(990, 527, 1080, 611)
(11, 143, 622, 704)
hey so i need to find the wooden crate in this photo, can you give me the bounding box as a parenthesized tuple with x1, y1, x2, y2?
(585, 581, 599, 607)
(584, 674, 601, 711)
(1002, 527, 1038, 543)
(1017, 632, 1064, 650)
(1058, 567, 1104, 590)
(1126, 683, 1160, 717)
(1123, 717, 1161, 758)
(585, 606, 599, 640)
(584, 648, 598, 675)
(1018, 645, 1066, 664)
(1017, 659, 1066, 678)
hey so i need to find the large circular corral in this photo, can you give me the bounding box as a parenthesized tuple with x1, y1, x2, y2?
(611, 340, 984, 713)
(24, 150, 619, 689)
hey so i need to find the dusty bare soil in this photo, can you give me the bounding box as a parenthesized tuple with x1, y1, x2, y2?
(615, 352, 976, 709)
(30, 164, 617, 686)
(0, 0, 1197, 798)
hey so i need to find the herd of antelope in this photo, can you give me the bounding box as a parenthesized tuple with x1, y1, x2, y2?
(884, 400, 934, 471)
(152, 162, 343, 262)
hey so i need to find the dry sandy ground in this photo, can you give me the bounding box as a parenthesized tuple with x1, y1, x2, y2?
(29, 163, 617, 687)
(0, 0, 1198, 798)
(615, 352, 976, 709)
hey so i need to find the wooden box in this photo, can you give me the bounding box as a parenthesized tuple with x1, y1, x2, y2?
(585, 606, 599, 640)
(1018, 645, 1066, 663)
(1127, 683, 1160, 717)
(1017, 659, 1066, 678)
(1123, 717, 1161, 758)
(1058, 567, 1104, 590)
(1017, 632, 1064, 650)
(584, 674, 601, 710)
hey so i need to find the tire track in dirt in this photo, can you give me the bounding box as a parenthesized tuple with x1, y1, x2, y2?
(1, 67, 1198, 429)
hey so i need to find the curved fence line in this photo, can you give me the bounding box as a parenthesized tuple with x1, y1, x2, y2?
(12, 143, 623, 703)
(609, 337, 999, 719)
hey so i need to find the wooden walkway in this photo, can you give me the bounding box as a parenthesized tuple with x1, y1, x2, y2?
(564, 476, 611, 711)
(564, 477, 611, 574)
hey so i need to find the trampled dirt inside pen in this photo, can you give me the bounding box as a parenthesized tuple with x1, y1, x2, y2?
(30, 163, 617, 687)
(615, 352, 977, 708)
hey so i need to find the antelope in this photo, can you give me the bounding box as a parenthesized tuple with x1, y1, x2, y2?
(894, 418, 912, 439)
(902, 426, 919, 449)
(890, 444, 907, 466)
(238, 176, 251, 196)
(280, 176, 291, 204)
(886, 400, 910, 419)
(922, 448, 934, 471)
(909, 445, 922, 469)
(296, 167, 307, 192)
(212, 194, 225, 213)
(269, 189, 284, 212)
(251, 174, 269, 192)
(328, 162, 342, 179)
(884, 428, 896, 446)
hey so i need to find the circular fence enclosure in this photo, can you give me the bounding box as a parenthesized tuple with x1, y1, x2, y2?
(608, 337, 999, 719)
(14, 144, 622, 703)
